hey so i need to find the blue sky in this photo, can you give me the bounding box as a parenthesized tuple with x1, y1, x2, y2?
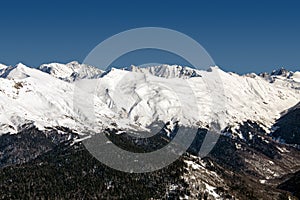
(0, 0, 299, 74)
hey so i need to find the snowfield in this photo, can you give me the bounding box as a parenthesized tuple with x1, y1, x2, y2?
(0, 62, 299, 135)
(291, 71, 300, 82)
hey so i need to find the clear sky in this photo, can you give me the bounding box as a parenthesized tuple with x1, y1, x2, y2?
(0, 0, 299, 74)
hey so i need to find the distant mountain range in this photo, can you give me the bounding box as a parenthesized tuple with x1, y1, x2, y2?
(0, 62, 299, 135)
(0, 62, 299, 199)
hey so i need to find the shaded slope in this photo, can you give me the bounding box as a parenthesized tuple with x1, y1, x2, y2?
(272, 102, 300, 145)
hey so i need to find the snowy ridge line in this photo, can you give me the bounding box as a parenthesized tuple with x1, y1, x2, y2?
(0, 61, 299, 136)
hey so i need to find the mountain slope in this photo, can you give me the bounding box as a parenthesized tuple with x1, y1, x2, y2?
(291, 72, 300, 83)
(0, 62, 299, 199)
(0, 64, 7, 77)
(38, 61, 104, 82)
(271, 102, 300, 145)
(127, 64, 202, 79)
(0, 62, 116, 134)
(0, 121, 299, 199)
(0, 63, 299, 135)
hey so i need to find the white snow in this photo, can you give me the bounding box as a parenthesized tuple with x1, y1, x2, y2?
(235, 143, 242, 149)
(71, 135, 92, 145)
(0, 63, 7, 70)
(184, 160, 204, 170)
(0, 63, 299, 136)
(128, 64, 201, 79)
(276, 146, 290, 153)
(204, 182, 221, 199)
(1, 63, 31, 79)
(259, 180, 266, 184)
(291, 71, 300, 82)
(38, 61, 104, 82)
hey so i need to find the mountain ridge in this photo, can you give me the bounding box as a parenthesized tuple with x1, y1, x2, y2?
(0, 61, 299, 199)
(2, 61, 299, 79)
(0, 61, 299, 136)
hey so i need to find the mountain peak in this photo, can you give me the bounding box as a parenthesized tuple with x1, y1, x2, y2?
(125, 64, 202, 79)
(38, 61, 103, 82)
(0, 64, 8, 77)
(0, 63, 31, 79)
(15, 62, 29, 69)
(0, 63, 7, 70)
(271, 67, 292, 77)
(67, 61, 80, 66)
(258, 67, 299, 83)
(206, 66, 220, 72)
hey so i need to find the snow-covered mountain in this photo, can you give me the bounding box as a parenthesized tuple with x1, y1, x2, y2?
(0, 64, 7, 70)
(0, 62, 300, 199)
(0, 62, 299, 136)
(259, 67, 300, 86)
(291, 71, 300, 82)
(126, 64, 202, 79)
(0, 64, 7, 76)
(38, 61, 104, 82)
